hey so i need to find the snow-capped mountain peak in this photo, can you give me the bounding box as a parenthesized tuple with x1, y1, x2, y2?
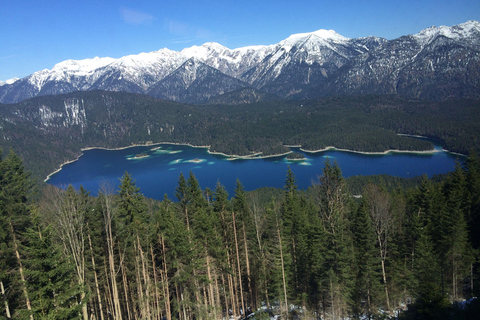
(1, 20, 479, 104)
(181, 42, 230, 60)
(413, 20, 480, 45)
(0, 77, 19, 86)
(52, 56, 116, 74)
(280, 29, 349, 47)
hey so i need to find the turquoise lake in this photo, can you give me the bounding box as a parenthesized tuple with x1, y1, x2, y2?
(46, 143, 464, 200)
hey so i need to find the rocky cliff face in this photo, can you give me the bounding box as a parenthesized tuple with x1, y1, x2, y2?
(147, 58, 250, 103)
(1, 21, 479, 103)
(325, 21, 480, 100)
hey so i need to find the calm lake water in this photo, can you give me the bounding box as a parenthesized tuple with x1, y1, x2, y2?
(46, 144, 463, 200)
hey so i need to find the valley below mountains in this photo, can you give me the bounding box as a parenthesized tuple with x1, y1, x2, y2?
(1, 20, 480, 104)
(1, 21, 480, 182)
(0, 91, 479, 181)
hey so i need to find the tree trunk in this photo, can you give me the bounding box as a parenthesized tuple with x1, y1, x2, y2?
(88, 233, 105, 320)
(180, 292, 187, 320)
(253, 203, 270, 308)
(135, 241, 145, 319)
(380, 257, 391, 311)
(276, 221, 288, 316)
(119, 248, 132, 320)
(10, 223, 33, 320)
(242, 222, 253, 311)
(225, 248, 237, 317)
(150, 246, 161, 320)
(103, 260, 113, 318)
(213, 266, 222, 319)
(221, 273, 229, 318)
(206, 254, 215, 312)
(103, 194, 122, 320)
(161, 235, 172, 320)
(1, 280, 11, 319)
(232, 211, 245, 316)
(330, 278, 335, 320)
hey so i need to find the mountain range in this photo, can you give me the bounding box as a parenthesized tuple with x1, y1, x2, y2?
(1, 20, 480, 104)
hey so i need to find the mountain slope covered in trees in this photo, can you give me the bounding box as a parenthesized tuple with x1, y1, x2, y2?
(0, 91, 479, 181)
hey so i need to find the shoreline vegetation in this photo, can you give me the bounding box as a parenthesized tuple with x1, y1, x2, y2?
(4, 93, 476, 184)
(44, 135, 461, 183)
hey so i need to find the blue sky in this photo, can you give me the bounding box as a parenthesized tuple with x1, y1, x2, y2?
(1, 0, 479, 81)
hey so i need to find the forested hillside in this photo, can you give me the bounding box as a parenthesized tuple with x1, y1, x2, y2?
(1, 91, 479, 181)
(1, 150, 479, 319)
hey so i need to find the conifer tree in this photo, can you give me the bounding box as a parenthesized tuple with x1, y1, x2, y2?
(465, 151, 480, 295)
(411, 226, 450, 318)
(117, 172, 150, 319)
(443, 164, 474, 300)
(176, 172, 190, 228)
(466, 151, 480, 252)
(0, 150, 14, 319)
(232, 180, 256, 312)
(351, 199, 382, 318)
(314, 160, 354, 318)
(280, 167, 296, 300)
(23, 222, 83, 319)
(280, 167, 310, 305)
(307, 202, 325, 314)
(118, 171, 148, 229)
(174, 172, 209, 318)
(212, 182, 238, 317)
(0, 150, 34, 319)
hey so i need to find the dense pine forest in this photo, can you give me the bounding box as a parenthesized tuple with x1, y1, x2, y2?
(1, 148, 480, 320)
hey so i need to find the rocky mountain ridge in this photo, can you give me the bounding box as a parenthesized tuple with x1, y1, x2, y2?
(1, 20, 479, 103)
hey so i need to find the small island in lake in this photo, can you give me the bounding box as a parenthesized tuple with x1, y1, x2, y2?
(134, 153, 149, 159)
(287, 151, 307, 161)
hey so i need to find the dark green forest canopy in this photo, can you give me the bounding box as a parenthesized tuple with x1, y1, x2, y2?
(1, 150, 480, 320)
(0, 91, 479, 181)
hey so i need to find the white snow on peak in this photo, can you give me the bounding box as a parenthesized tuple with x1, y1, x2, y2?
(457, 20, 480, 32)
(413, 20, 480, 44)
(115, 48, 181, 68)
(281, 29, 349, 46)
(3, 20, 478, 95)
(181, 42, 230, 60)
(203, 42, 231, 51)
(52, 56, 116, 74)
(0, 77, 19, 86)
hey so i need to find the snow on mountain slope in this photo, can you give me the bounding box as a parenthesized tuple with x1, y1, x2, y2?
(1, 21, 479, 103)
(181, 42, 275, 77)
(102, 48, 186, 90)
(147, 58, 249, 103)
(279, 29, 349, 49)
(412, 20, 480, 46)
(240, 29, 369, 88)
(15, 28, 356, 96)
(0, 78, 19, 86)
(325, 20, 480, 100)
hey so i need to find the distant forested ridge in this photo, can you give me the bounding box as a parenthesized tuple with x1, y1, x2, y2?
(0, 91, 479, 181)
(1, 150, 480, 319)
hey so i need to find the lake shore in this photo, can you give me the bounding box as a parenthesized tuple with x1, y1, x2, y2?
(300, 146, 440, 155)
(44, 154, 85, 182)
(45, 139, 459, 182)
(208, 149, 292, 160)
(81, 142, 210, 152)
